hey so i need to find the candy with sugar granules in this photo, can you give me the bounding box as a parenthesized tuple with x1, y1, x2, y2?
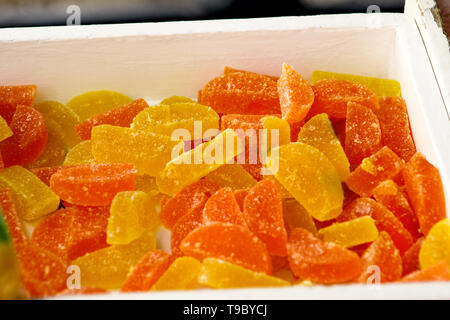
(0, 85, 37, 123)
(203, 187, 247, 227)
(419, 219, 450, 270)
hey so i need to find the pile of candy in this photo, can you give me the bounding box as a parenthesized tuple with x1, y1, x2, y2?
(0, 63, 448, 299)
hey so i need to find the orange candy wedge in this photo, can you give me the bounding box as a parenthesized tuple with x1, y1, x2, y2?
(402, 237, 424, 276)
(401, 261, 450, 282)
(203, 187, 247, 227)
(0, 85, 37, 123)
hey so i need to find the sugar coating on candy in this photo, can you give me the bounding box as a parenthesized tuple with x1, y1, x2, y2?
(0, 189, 26, 245)
(345, 146, 404, 197)
(108, 191, 159, 245)
(372, 180, 420, 239)
(63, 140, 95, 166)
(277, 63, 314, 124)
(121, 250, 170, 292)
(72, 233, 156, 289)
(0, 85, 37, 123)
(282, 198, 317, 235)
(0, 166, 60, 221)
(75, 98, 149, 140)
(358, 232, 403, 283)
(243, 180, 287, 256)
(401, 261, 450, 282)
(152, 256, 202, 291)
(29, 127, 66, 169)
(298, 113, 350, 181)
(180, 222, 272, 274)
(402, 237, 424, 275)
(419, 219, 450, 270)
(0, 115, 12, 142)
(66, 90, 132, 121)
(223, 66, 279, 81)
(91, 125, 180, 177)
(198, 71, 280, 115)
(318, 216, 378, 248)
(50, 163, 136, 206)
(203, 187, 247, 227)
(160, 96, 194, 105)
(402, 153, 446, 235)
(205, 164, 257, 190)
(344, 102, 382, 166)
(263, 175, 292, 199)
(338, 197, 413, 254)
(198, 258, 289, 289)
(287, 228, 362, 284)
(1, 106, 48, 167)
(310, 79, 378, 119)
(31, 166, 69, 186)
(268, 142, 343, 222)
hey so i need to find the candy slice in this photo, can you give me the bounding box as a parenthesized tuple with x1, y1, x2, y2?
(402, 153, 446, 235)
(0, 115, 12, 142)
(0, 189, 26, 245)
(419, 219, 450, 270)
(345, 146, 404, 197)
(234, 189, 249, 212)
(282, 198, 317, 235)
(243, 180, 287, 256)
(63, 140, 95, 166)
(50, 163, 136, 206)
(318, 216, 378, 248)
(223, 66, 279, 81)
(160, 96, 194, 105)
(402, 237, 424, 275)
(287, 228, 362, 284)
(402, 261, 450, 282)
(203, 187, 247, 227)
(205, 164, 257, 190)
(121, 250, 170, 292)
(66, 90, 132, 121)
(277, 63, 314, 124)
(31, 166, 67, 186)
(260, 115, 291, 148)
(91, 125, 180, 177)
(198, 258, 289, 289)
(152, 256, 202, 291)
(267, 142, 343, 221)
(75, 98, 149, 140)
(0, 85, 37, 123)
(180, 222, 272, 274)
(29, 127, 66, 169)
(298, 113, 350, 181)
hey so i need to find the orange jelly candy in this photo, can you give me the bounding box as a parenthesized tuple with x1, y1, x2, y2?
(0, 188, 26, 245)
(244, 180, 287, 256)
(401, 261, 450, 282)
(402, 153, 446, 235)
(223, 66, 279, 81)
(203, 187, 247, 227)
(180, 222, 272, 274)
(402, 237, 424, 276)
(234, 189, 249, 212)
(287, 228, 362, 284)
(31, 166, 68, 186)
(0, 85, 37, 123)
(50, 163, 137, 206)
(344, 102, 382, 166)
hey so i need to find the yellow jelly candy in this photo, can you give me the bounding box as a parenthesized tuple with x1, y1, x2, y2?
(66, 90, 132, 121)
(260, 116, 291, 150)
(160, 96, 194, 105)
(298, 114, 350, 181)
(91, 125, 181, 176)
(263, 175, 292, 199)
(131, 102, 219, 139)
(34, 101, 81, 148)
(0, 243, 23, 299)
(0, 166, 60, 221)
(72, 233, 156, 289)
(135, 174, 160, 197)
(63, 140, 95, 166)
(205, 164, 257, 189)
(267, 142, 343, 221)
(152, 256, 202, 291)
(282, 198, 317, 235)
(419, 219, 450, 270)
(29, 129, 66, 168)
(198, 258, 289, 289)
(310, 70, 401, 98)
(107, 191, 159, 245)
(0, 115, 12, 142)
(157, 129, 244, 195)
(318, 216, 379, 248)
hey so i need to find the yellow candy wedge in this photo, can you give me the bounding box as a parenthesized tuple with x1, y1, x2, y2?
(260, 116, 291, 151)
(63, 140, 95, 166)
(205, 164, 257, 190)
(29, 129, 66, 168)
(282, 198, 317, 235)
(160, 96, 194, 105)
(152, 256, 202, 291)
(135, 174, 160, 197)
(0, 116, 12, 142)
(419, 219, 450, 270)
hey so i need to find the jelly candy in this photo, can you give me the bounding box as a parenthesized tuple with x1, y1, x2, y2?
(277, 63, 314, 124)
(282, 198, 317, 235)
(260, 115, 291, 148)
(0, 115, 12, 142)
(160, 96, 194, 105)
(358, 232, 402, 283)
(263, 175, 292, 199)
(135, 174, 160, 197)
(66, 90, 132, 121)
(233, 189, 249, 212)
(156, 129, 243, 195)
(318, 216, 378, 248)
(198, 71, 280, 115)
(310, 79, 379, 119)
(152, 256, 202, 291)
(345, 102, 382, 166)
(331, 118, 346, 148)
(107, 191, 159, 245)
(121, 250, 170, 292)
(203, 187, 247, 227)
(419, 219, 450, 270)
(375, 97, 416, 161)
(204, 164, 257, 190)
(75, 98, 149, 140)
(198, 258, 289, 289)
(1, 105, 48, 167)
(345, 146, 404, 197)
(0, 85, 37, 123)
(0, 189, 26, 245)
(298, 113, 350, 181)
(402, 261, 450, 282)
(372, 180, 420, 239)
(339, 198, 413, 254)
(310, 71, 401, 98)
(63, 140, 95, 166)
(223, 66, 279, 81)
(243, 180, 287, 256)
(72, 233, 156, 289)
(180, 222, 272, 274)
(50, 163, 136, 206)
(402, 153, 446, 235)
(402, 237, 424, 275)
(0, 243, 23, 299)
(267, 142, 343, 221)
(0, 166, 60, 221)
(29, 129, 66, 169)
(31, 166, 67, 186)
(287, 228, 362, 284)
(271, 255, 289, 273)
(91, 125, 180, 177)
